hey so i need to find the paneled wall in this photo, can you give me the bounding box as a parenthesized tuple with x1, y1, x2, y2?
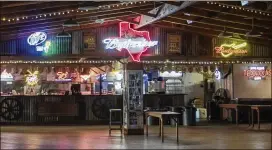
(0, 23, 271, 58)
(0, 35, 72, 56)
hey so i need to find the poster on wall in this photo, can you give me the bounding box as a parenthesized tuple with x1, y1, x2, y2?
(83, 32, 96, 51)
(123, 70, 143, 129)
(213, 39, 249, 58)
(167, 34, 181, 54)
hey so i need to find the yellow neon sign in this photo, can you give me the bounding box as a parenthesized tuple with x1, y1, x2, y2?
(215, 42, 248, 58)
(25, 70, 39, 86)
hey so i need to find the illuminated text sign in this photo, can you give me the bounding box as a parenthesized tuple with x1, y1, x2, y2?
(215, 42, 247, 58)
(103, 22, 158, 62)
(27, 32, 51, 53)
(55, 72, 71, 81)
(25, 70, 39, 86)
(0, 69, 13, 81)
(244, 66, 271, 80)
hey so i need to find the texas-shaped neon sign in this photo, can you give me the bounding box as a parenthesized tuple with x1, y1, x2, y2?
(103, 22, 158, 62)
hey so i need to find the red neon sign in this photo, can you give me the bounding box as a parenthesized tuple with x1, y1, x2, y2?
(103, 22, 158, 62)
(244, 67, 271, 80)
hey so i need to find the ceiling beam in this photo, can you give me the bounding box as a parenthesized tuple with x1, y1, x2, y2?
(0, 5, 152, 33)
(134, 1, 197, 29)
(191, 3, 272, 22)
(174, 7, 272, 29)
(0, 12, 141, 36)
(167, 15, 271, 35)
(0, 3, 152, 27)
(0, 1, 44, 8)
(1, 2, 81, 17)
(0, 8, 149, 33)
(0, 20, 120, 41)
(158, 20, 271, 45)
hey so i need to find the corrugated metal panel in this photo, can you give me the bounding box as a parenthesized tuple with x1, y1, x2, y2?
(72, 31, 83, 54)
(0, 95, 122, 123)
(0, 40, 17, 55)
(0, 33, 73, 56)
(96, 25, 118, 53)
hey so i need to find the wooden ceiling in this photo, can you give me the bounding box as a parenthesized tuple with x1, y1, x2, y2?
(1, 1, 272, 45)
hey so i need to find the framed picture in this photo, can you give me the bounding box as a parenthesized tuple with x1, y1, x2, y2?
(83, 32, 96, 51)
(167, 34, 181, 54)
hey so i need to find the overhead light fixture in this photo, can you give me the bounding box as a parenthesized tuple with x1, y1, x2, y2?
(241, 1, 248, 6)
(63, 18, 79, 27)
(95, 19, 105, 24)
(186, 20, 193, 24)
(56, 29, 71, 38)
(218, 27, 232, 38)
(245, 18, 261, 37)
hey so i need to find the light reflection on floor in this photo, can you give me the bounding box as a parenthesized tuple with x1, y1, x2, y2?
(1, 124, 271, 149)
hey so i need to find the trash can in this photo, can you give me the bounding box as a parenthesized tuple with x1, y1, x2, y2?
(182, 106, 197, 126)
(170, 106, 183, 126)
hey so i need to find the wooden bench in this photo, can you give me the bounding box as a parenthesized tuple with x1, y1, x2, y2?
(145, 111, 181, 143)
(250, 105, 272, 130)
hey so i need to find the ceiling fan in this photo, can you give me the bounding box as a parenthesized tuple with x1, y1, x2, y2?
(245, 18, 261, 37)
(218, 27, 233, 38)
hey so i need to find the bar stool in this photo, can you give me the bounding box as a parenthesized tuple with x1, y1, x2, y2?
(109, 109, 122, 135)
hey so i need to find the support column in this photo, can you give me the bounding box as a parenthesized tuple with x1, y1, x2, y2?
(123, 62, 144, 135)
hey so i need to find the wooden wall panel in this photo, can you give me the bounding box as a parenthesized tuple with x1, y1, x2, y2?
(0, 25, 270, 59)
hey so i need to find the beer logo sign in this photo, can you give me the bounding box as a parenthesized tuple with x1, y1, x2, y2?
(103, 22, 158, 62)
(27, 32, 51, 53)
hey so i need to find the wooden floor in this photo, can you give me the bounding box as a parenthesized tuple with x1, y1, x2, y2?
(1, 123, 271, 149)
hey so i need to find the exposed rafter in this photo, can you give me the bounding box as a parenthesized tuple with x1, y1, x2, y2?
(134, 1, 197, 29)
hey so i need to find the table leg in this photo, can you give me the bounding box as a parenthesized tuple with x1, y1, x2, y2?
(257, 109, 260, 130)
(159, 117, 161, 137)
(146, 116, 149, 136)
(120, 111, 123, 135)
(160, 118, 164, 142)
(176, 117, 179, 143)
(251, 109, 254, 128)
(248, 108, 251, 127)
(236, 108, 238, 126)
(109, 111, 111, 135)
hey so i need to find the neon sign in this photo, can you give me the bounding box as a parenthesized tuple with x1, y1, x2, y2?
(55, 72, 71, 81)
(215, 42, 247, 58)
(0, 69, 13, 81)
(80, 74, 91, 81)
(214, 69, 221, 80)
(25, 70, 39, 86)
(103, 22, 158, 62)
(244, 66, 271, 80)
(27, 32, 51, 53)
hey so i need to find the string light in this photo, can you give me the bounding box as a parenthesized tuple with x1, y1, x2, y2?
(1, 1, 149, 23)
(205, 2, 271, 16)
(0, 60, 116, 64)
